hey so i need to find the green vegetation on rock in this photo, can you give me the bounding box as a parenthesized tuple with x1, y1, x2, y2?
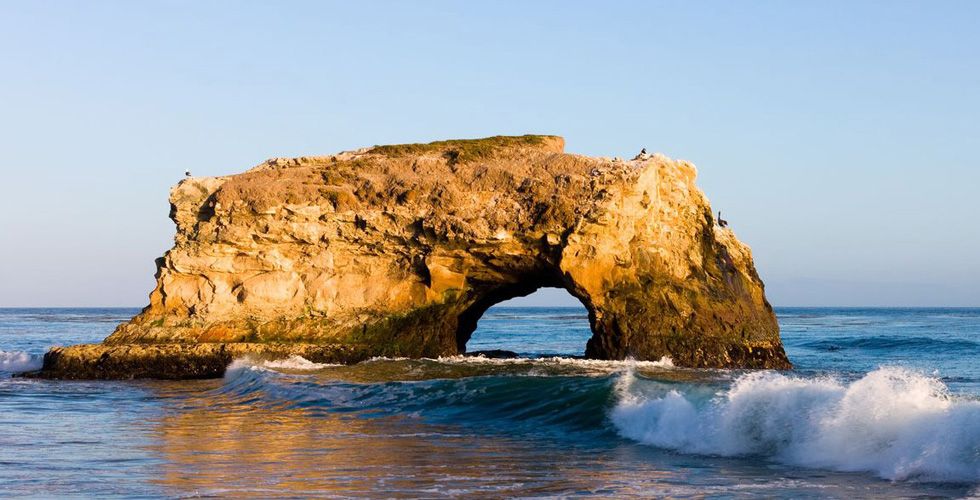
(370, 135, 553, 164)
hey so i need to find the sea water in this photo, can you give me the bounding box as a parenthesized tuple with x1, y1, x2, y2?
(1, 307, 978, 497)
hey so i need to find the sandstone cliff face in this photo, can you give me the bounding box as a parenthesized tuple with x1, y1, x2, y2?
(46, 135, 789, 378)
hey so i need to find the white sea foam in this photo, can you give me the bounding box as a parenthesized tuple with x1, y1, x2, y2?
(0, 350, 42, 372)
(260, 356, 340, 371)
(435, 355, 674, 371)
(969, 485, 980, 498)
(611, 366, 980, 482)
(225, 356, 339, 376)
(232, 354, 674, 373)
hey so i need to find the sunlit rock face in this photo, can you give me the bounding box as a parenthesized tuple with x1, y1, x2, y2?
(42, 135, 790, 378)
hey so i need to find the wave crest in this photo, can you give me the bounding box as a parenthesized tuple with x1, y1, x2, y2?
(0, 350, 43, 373)
(611, 367, 980, 482)
(438, 355, 673, 371)
(225, 356, 338, 377)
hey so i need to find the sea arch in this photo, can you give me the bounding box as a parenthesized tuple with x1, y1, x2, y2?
(43, 135, 791, 380)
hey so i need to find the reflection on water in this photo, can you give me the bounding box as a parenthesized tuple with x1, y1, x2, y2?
(145, 363, 659, 497)
(149, 395, 620, 497)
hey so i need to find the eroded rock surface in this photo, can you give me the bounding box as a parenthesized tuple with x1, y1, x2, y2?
(40, 135, 790, 378)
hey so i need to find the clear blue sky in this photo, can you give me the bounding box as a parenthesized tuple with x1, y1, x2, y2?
(1, 1, 977, 307)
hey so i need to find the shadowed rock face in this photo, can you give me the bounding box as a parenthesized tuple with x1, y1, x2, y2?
(39, 135, 790, 379)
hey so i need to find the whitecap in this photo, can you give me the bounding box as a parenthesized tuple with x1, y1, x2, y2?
(0, 350, 43, 373)
(435, 355, 674, 371)
(224, 356, 338, 377)
(260, 355, 339, 371)
(611, 366, 980, 482)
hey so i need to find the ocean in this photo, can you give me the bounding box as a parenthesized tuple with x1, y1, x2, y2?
(1, 307, 978, 498)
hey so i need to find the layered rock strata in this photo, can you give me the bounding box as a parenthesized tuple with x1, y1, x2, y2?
(38, 135, 790, 379)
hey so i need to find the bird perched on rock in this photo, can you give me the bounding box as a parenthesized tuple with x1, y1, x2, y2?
(717, 211, 728, 228)
(184, 170, 192, 177)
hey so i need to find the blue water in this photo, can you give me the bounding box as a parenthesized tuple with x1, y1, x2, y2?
(1, 307, 978, 497)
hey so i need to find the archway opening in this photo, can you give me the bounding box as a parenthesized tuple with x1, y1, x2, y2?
(459, 286, 593, 358)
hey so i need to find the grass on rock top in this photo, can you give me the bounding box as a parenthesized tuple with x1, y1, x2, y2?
(370, 135, 555, 165)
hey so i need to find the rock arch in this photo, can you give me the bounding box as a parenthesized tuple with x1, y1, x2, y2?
(39, 135, 790, 379)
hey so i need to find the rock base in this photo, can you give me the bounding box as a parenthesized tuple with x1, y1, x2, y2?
(26, 343, 373, 380)
(27, 338, 789, 380)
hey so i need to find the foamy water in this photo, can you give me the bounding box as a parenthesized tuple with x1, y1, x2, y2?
(229, 354, 671, 374)
(436, 354, 674, 370)
(236, 355, 342, 371)
(612, 366, 980, 482)
(0, 350, 42, 372)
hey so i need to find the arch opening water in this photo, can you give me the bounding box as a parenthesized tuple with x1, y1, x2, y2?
(460, 287, 593, 358)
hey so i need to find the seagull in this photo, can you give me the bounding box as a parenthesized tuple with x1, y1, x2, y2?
(717, 211, 728, 228)
(184, 170, 192, 177)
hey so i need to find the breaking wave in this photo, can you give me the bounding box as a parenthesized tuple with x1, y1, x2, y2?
(250, 355, 341, 371)
(611, 366, 980, 482)
(220, 356, 619, 433)
(219, 356, 979, 483)
(0, 350, 42, 373)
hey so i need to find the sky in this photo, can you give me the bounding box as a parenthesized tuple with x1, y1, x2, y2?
(0, 1, 977, 307)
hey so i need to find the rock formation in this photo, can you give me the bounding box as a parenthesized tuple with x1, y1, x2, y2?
(38, 135, 790, 379)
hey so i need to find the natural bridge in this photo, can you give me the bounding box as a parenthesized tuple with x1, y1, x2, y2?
(37, 135, 790, 379)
